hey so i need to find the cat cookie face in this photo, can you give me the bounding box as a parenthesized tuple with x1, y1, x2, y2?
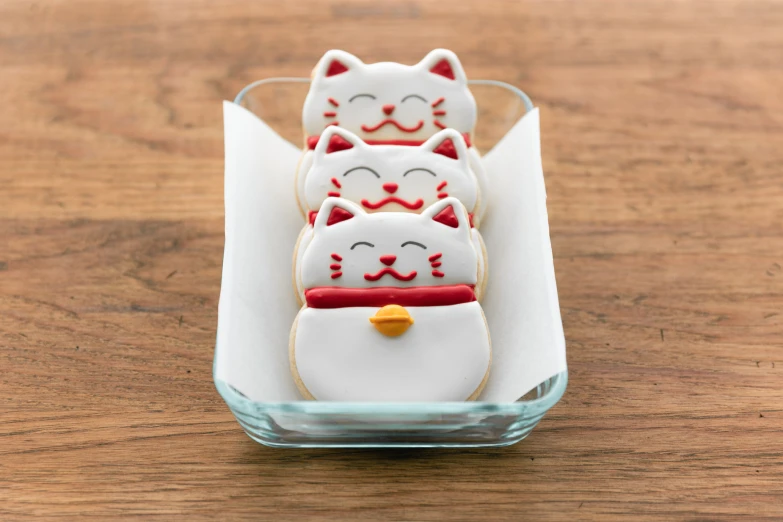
(301, 197, 478, 290)
(302, 49, 476, 142)
(304, 127, 478, 214)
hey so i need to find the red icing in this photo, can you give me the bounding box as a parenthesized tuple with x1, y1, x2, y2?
(431, 97, 445, 108)
(432, 138, 459, 160)
(330, 263, 342, 270)
(433, 120, 446, 129)
(330, 272, 342, 279)
(428, 253, 442, 262)
(436, 181, 448, 191)
(468, 213, 475, 228)
(326, 134, 354, 154)
(432, 205, 459, 228)
(328, 97, 339, 107)
(331, 177, 342, 188)
(361, 119, 424, 133)
(326, 206, 354, 226)
(382, 104, 395, 115)
(326, 59, 349, 77)
(430, 261, 442, 267)
(361, 197, 424, 210)
(331, 253, 342, 261)
(379, 254, 397, 266)
(437, 193, 449, 199)
(432, 270, 445, 278)
(323, 111, 337, 117)
(364, 268, 417, 282)
(327, 191, 341, 197)
(308, 210, 318, 225)
(382, 182, 398, 194)
(430, 59, 456, 80)
(305, 284, 476, 308)
(432, 110, 447, 116)
(306, 134, 471, 149)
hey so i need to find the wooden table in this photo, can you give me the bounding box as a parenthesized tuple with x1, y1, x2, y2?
(2, 0, 782, 519)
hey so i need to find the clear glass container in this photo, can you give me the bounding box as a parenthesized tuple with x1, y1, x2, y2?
(215, 78, 567, 448)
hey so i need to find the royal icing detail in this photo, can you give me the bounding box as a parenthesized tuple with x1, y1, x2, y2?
(291, 197, 490, 402)
(303, 49, 477, 143)
(303, 126, 479, 216)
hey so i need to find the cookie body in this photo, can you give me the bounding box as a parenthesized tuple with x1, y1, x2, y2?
(292, 302, 490, 401)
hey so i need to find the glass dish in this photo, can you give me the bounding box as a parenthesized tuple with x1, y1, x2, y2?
(215, 78, 567, 448)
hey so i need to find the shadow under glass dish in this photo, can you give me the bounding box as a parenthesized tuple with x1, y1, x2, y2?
(217, 78, 566, 448)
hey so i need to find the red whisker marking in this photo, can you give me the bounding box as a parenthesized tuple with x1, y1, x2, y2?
(431, 97, 445, 107)
(436, 181, 448, 191)
(331, 253, 342, 261)
(430, 261, 442, 268)
(432, 270, 445, 278)
(432, 110, 447, 116)
(323, 111, 337, 117)
(433, 120, 446, 129)
(331, 271, 343, 279)
(330, 263, 342, 270)
(328, 98, 339, 107)
(331, 177, 342, 188)
(327, 191, 341, 197)
(437, 192, 449, 199)
(327, 121, 340, 126)
(428, 252, 442, 262)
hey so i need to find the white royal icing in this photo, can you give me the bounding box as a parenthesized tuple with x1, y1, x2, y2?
(303, 126, 479, 215)
(303, 49, 476, 141)
(291, 197, 491, 401)
(293, 224, 488, 304)
(293, 303, 490, 402)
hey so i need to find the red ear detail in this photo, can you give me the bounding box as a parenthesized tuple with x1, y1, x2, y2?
(429, 59, 456, 80)
(432, 138, 458, 160)
(326, 134, 354, 154)
(326, 59, 349, 77)
(432, 205, 459, 228)
(326, 206, 354, 226)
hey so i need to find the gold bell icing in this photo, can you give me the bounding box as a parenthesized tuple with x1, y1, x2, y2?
(369, 304, 414, 337)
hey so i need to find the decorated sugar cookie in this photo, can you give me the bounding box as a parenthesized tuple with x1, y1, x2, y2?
(297, 49, 490, 220)
(299, 126, 480, 221)
(290, 197, 491, 402)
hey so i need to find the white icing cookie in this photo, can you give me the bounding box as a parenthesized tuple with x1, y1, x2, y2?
(303, 49, 476, 142)
(301, 126, 480, 218)
(290, 197, 491, 402)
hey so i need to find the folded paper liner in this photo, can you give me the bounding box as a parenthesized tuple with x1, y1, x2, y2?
(215, 101, 567, 402)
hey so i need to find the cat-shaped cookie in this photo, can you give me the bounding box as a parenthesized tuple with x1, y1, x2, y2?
(298, 49, 489, 219)
(290, 197, 491, 402)
(292, 126, 488, 304)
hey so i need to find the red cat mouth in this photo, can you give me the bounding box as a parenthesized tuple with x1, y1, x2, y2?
(364, 268, 418, 282)
(361, 197, 424, 210)
(361, 119, 425, 133)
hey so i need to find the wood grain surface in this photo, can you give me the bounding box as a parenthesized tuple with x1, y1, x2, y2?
(2, 0, 782, 519)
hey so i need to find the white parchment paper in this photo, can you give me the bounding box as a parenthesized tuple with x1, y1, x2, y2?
(215, 101, 567, 402)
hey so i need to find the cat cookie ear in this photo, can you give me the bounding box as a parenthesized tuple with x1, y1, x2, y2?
(314, 197, 365, 232)
(312, 50, 364, 81)
(420, 129, 469, 164)
(313, 127, 365, 160)
(417, 49, 467, 84)
(421, 197, 470, 233)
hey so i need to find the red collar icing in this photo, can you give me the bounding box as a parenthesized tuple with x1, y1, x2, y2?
(305, 284, 476, 309)
(308, 209, 474, 228)
(306, 133, 472, 150)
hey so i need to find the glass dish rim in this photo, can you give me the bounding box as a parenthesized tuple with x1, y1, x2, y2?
(216, 77, 566, 418)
